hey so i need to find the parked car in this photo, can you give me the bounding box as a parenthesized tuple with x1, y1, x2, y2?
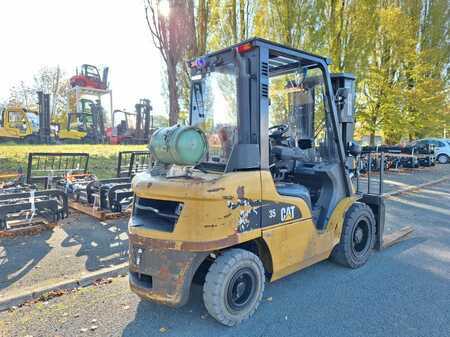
(411, 138, 450, 164)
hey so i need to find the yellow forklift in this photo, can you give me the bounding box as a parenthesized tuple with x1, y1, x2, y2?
(128, 38, 389, 325)
(0, 106, 39, 142)
(0, 92, 51, 143)
(55, 76, 111, 143)
(57, 98, 106, 143)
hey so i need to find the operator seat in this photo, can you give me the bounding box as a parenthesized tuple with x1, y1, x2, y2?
(276, 183, 312, 210)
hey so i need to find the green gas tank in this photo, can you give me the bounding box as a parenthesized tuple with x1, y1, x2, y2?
(149, 125, 208, 166)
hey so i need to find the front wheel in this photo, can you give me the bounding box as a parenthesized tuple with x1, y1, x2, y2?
(330, 202, 376, 268)
(203, 249, 265, 326)
(437, 154, 449, 164)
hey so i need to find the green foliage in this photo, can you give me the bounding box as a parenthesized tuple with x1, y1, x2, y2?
(173, 0, 449, 144)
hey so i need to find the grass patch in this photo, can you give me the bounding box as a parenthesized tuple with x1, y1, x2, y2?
(0, 144, 147, 179)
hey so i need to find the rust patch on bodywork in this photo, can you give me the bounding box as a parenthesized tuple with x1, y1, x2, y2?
(129, 237, 209, 307)
(207, 187, 225, 192)
(129, 233, 176, 250)
(129, 233, 238, 252)
(180, 233, 239, 251)
(237, 186, 245, 199)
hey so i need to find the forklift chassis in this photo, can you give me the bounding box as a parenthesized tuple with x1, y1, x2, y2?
(128, 38, 395, 326)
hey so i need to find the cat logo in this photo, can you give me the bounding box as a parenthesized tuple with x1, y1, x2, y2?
(280, 205, 296, 222)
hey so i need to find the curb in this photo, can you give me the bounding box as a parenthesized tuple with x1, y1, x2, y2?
(0, 262, 129, 312)
(383, 174, 450, 199)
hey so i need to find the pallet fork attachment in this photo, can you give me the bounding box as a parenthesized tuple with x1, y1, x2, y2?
(356, 151, 413, 250)
(0, 189, 68, 236)
(25, 151, 150, 218)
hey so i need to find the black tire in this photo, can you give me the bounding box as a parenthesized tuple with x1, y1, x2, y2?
(437, 154, 449, 164)
(24, 135, 39, 144)
(330, 202, 376, 268)
(203, 248, 265, 326)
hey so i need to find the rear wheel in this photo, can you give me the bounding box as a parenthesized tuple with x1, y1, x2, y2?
(203, 248, 265, 326)
(330, 202, 376, 268)
(437, 154, 449, 164)
(24, 135, 40, 144)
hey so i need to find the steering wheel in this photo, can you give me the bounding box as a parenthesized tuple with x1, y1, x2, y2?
(269, 124, 289, 138)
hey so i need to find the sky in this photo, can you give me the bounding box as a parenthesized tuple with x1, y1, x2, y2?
(0, 0, 166, 115)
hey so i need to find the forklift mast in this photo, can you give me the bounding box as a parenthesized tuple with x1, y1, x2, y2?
(37, 91, 51, 144)
(134, 99, 153, 142)
(102, 67, 109, 89)
(91, 100, 106, 143)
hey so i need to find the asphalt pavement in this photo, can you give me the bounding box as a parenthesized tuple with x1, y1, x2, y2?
(1, 178, 449, 337)
(0, 213, 129, 302)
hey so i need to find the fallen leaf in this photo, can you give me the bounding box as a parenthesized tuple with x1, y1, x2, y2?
(159, 327, 168, 333)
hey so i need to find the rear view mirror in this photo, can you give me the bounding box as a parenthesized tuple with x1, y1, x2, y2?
(347, 141, 361, 157)
(335, 87, 350, 98)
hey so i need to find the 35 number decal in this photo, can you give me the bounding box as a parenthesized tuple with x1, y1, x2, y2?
(269, 209, 276, 218)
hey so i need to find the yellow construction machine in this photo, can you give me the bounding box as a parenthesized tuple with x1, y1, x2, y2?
(128, 38, 393, 326)
(0, 106, 40, 142)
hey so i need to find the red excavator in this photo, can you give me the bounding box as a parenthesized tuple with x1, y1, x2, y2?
(70, 64, 109, 90)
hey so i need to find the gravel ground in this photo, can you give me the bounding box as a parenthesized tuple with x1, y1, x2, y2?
(1, 179, 449, 337)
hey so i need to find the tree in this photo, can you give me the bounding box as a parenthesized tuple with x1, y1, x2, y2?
(32, 66, 70, 117)
(144, 0, 449, 141)
(144, 0, 193, 125)
(178, 0, 212, 122)
(7, 66, 69, 117)
(7, 81, 34, 109)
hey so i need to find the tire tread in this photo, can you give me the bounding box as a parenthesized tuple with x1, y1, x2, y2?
(203, 248, 265, 326)
(330, 202, 376, 268)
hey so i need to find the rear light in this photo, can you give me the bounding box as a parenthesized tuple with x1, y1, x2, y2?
(236, 43, 253, 53)
(191, 58, 207, 69)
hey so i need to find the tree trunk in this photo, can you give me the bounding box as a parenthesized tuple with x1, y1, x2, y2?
(167, 63, 179, 125)
(369, 132, 375, 146)
(239, 0, 246, 40)
(198, 0, 208, 55)
(231, 0, 237, 42)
